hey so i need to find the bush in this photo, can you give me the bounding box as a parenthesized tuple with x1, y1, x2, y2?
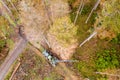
(97, 0, 120, 34)
(0, 39, 6, 52)
(81, 5, 92, 15)
(68, 0, 75, 5)
(49, 16, 78, 47)
(95, 48, 119, 70)
(111, 33, 120, 44)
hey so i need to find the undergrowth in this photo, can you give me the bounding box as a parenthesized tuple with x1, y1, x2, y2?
(68, 0, 120, 80)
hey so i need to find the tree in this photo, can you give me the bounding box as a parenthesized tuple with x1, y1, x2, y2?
(95, 48, 119, 70)
(48, 16, 78, 47)
(97, 0, 120, 34)
(85, 0, 101, 23)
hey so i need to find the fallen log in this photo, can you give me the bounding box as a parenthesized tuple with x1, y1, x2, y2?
(9, 62, 21, 80)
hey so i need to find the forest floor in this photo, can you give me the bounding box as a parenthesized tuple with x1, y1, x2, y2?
(5, 44, 82, 80)
(1, 0, 120, 80)
(0, 0, 95, 80)
(1, 0, 80, 80)
(18, 0, 76, 60)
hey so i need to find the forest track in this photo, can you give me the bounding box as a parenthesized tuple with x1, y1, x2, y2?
(0, 38, 27, 80)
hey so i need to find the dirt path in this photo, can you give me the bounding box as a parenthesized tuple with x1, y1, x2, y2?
(0, 38, 27, 80)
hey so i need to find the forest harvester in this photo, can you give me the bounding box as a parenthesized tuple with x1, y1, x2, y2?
(41, 36, 78, 67)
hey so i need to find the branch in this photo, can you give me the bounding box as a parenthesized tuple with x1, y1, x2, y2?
(0, 0, 12, 14)
(55, 60, 78, 63)
(95, 72, 120, 77)
(0, 2, 16, 27)
(7, 0, 18, 13)
(79, 31, 97, 47)
(9, 62, 21, 80)
(79, 2, 84, 15)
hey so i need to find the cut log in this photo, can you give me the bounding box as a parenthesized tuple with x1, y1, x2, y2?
(85, 0, 101, 23)
(79, 31, 97, 47)
(9, 62, 21, 80)
(95, 72, 120, 77)
(74, 0, 84, 24)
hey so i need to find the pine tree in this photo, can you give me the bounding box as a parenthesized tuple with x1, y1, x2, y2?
(98, 0, 120, 34)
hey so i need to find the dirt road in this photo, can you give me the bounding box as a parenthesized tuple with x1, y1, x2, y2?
(0, 38, 27, 80)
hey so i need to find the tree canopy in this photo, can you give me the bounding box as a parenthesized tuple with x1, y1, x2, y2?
(49, 16, 78, 47)
(98, 0, 120, 34)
